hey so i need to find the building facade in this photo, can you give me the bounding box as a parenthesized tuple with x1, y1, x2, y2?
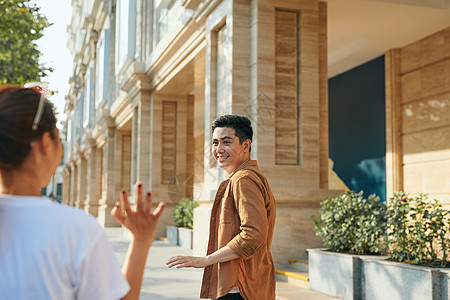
(63, 0, 450, 265)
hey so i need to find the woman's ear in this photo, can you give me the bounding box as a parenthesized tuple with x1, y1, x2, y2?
(35, 132, 53, 156)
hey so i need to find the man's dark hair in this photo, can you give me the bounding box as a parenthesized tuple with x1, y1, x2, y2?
(211, 114, 253, 146)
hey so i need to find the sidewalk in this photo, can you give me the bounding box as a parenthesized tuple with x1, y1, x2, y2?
(106, 227, 340, 300)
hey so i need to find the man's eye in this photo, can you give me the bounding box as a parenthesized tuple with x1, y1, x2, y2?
(224, 141, 230, 144)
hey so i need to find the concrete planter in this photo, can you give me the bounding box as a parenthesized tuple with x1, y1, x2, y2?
(363, 258, 450, 300)
(309, 249, 449, 300)
(178, 227, 193, 249)
(442, 270, 450, 300)
(308, 249, 387, 300)
(166, 226, 178, 245)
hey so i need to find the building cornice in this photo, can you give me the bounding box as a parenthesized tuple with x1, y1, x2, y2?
(122, 68, 152, 101)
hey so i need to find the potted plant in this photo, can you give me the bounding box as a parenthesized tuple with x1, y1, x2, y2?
(363, 192, 450, 300)
(309, 190, 388, 300)
(172, 198, 199, 249)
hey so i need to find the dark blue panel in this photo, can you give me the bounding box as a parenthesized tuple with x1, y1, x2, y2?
(329, 56, 386, 201)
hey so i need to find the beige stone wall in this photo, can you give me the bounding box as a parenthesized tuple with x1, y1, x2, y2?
(386, 27, 450, 208)
(63, 0, 344, 264)
(190, 0, 342, 266)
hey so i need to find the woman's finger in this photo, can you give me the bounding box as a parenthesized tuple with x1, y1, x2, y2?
(153, 201, 165, 218)
(121, 189, 132, 215)
(111, 202, 125, 224)
(135, 182, 144, 213)
(145, 191, 153, 214)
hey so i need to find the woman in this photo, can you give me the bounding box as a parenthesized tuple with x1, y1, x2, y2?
(0, 84, 164, 299)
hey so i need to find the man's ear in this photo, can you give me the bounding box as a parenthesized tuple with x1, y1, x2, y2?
(243, 139, 251, 152)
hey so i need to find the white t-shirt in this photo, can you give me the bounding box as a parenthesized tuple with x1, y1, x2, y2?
(0, 195, 130, 300)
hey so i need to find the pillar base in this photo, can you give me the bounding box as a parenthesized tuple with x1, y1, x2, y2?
(97, 203, 120, 227)
(193, 204, 212, 257)
(85, 203, 100, 218)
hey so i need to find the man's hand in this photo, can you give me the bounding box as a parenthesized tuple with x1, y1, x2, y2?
(167, 245, 240, 269)
(111, 181, 165, 244)
(166, 255, 209, 269)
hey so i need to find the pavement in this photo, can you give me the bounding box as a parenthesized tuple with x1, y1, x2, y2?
(105, 227, 341, 300)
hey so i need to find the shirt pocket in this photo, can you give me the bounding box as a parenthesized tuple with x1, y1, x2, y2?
(219, 196, 234, 224)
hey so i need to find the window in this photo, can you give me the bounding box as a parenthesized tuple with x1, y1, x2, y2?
(76, 91, 83, 140)
(154, 0, 193, 46)
(68, 112, 73, 150)
(116, 0, 136, 72)
(57, 183, 63, 197)
(95, 28, 110, 110)
(216, 25, 231, 116)
(83, 67, 93, 128)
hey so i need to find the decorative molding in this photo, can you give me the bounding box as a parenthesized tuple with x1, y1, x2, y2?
(193, 0, 221, 24)
(161, 101, 177, 184)
(89, 30, 99, 44)
(275, 9, 299, 165)
(183, 0, 203, 10)
(121, 63, 152, 100)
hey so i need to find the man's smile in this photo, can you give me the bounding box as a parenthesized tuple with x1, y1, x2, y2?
(216, 153, 230, 161)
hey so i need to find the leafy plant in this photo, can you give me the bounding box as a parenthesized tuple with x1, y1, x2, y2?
(0, 0, 53, 85)
(172, 198, 199, 229)
(311, 190, 387, 255)
(387, 192, 450, 267)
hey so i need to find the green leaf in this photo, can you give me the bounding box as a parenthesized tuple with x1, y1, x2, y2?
(0, 0, 53, 85)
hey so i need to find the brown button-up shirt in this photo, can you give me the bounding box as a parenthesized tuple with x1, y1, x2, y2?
(200, 160, 276, 300)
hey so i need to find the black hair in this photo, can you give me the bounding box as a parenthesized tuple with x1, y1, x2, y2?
(0, 85, 57, 170)
(211, 114, 253, 149)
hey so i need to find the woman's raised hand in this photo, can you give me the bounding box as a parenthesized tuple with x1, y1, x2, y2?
(111, 182, 165, 244)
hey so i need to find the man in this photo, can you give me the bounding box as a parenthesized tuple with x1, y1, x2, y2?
(167, 114, 276, 300)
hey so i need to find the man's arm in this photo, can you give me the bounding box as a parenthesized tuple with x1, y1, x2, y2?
(227, 176, 268, 259)
(166, 245, 239, 269)
(167, 176, 268, 268)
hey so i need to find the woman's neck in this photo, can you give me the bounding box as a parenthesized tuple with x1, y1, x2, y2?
(0, 168, 41, 196)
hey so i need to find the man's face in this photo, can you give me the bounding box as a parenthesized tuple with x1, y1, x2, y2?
(212, 127, 250, 175)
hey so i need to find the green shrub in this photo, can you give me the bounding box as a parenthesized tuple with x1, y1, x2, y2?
(173, 198, 199, 229)
(387, 192, 450, 267)
(311, 190, 387, 255)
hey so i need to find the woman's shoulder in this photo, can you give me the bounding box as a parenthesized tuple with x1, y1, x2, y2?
(50, 202, 103, 229)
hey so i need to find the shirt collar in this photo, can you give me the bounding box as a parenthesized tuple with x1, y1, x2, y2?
(228, 159, 258, 178)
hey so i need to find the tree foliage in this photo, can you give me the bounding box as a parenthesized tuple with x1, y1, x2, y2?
(0, 0, 53, 85)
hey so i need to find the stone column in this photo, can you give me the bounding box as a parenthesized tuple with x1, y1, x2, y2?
(194, 0, 233, 257)
(76, 154, 87, 209)
(98, 126, 119, 227)
(70, 161, 78, 207)
(62, 167, 70, 205)
(85, 143, 99, 217)
(150, 93, 190, 238)
(95, 146, 103, 213)
(133, 89, 151, 188)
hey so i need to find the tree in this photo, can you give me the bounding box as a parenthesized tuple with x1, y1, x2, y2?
(0, 0, 53, 85)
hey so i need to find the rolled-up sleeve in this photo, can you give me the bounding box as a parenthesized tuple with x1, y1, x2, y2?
(227, 176, 268, 260)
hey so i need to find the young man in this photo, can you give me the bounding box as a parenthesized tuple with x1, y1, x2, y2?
(167, 114, 276, 300)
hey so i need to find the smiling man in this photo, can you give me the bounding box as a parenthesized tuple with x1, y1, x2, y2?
(167, 115, 276, 300)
